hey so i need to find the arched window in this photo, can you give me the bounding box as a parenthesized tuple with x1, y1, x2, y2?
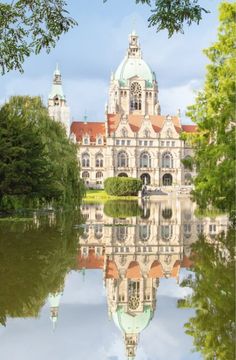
(95, 153, 103, 167)
(130, 82, 142, 111)
(162, 173, 172, 186)
(161, 225, 173, 241)
(117, 151, 128, 167)
(81, 153, 90, 167)
(162, 208, 172, 219)
(140, 152, 151, 168)
(162, 152, 173, 168)
(95, 224, 103, 240)
(128, 280, 140, 310)
(96, 171, 103, 178)
(139, 225, 150, 241)
(116, 226, 128, 241)
(82, 171, 89, 179)
(81, 224, 89, 240)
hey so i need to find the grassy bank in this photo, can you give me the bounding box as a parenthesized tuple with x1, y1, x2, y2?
(83, 189, 138, 203)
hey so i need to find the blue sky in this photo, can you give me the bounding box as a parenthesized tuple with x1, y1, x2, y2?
(0, 0, 222, 123)
(0, 270, 201, 360)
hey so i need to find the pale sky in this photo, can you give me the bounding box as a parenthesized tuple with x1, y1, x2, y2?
(0, 0, 222, 123)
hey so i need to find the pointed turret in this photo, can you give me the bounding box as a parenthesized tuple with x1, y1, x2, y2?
(48, 64, 65, 101)
(48, 64, 70, 136)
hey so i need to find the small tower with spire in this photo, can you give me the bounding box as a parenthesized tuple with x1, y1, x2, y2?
(48, 64, 70, 136)
(48, 291, 63, 331)
(128, 30, 141, 59)
(125, 333, 138, 360)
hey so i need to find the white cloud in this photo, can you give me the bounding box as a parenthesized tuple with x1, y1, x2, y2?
(159, 79, 203, 123)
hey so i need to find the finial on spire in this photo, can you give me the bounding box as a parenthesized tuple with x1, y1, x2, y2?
(54, 63, 61, 76)
(131, 15, 137, 34)
(83, 111, 88, 124)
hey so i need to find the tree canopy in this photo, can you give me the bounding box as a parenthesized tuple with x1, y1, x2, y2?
(0, 96, 85, 210)
(185, 2, 236, 215)
(0, 0, 210, 74)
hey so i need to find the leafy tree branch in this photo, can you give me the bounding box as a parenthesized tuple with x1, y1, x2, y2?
(0, 0, 77, 74)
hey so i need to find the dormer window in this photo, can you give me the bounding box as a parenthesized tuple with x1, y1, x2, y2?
(83, 136, 89, 145)
(97, 136, 103, 145)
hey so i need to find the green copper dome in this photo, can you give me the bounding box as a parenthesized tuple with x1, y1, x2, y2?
(114, 56, 156, 85)
(112, 305, 153, 334)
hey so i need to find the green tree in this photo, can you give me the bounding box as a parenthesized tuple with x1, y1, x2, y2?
(0, 96, 84, 210)
(178, 225, 235, 359)
(185, 2, 236, 214)
(104, 177, 142, 196)
(0, 0, 77, 74)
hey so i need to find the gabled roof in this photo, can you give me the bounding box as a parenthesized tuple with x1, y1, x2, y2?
(107, 114, 182, 134)
(70, 121, 106, 142)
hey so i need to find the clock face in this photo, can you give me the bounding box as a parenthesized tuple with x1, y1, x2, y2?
(131, 82, 141, 94)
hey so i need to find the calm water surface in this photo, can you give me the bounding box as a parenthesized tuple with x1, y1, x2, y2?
(0, 197, 231, 360)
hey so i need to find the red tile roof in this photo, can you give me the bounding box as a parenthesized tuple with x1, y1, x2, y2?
(182, 125, 197, 133)
(70, 118, 197, 143)
(77, 249, 104, 269)
(70, 121, 106, 142)
(107, 113, 182, 134)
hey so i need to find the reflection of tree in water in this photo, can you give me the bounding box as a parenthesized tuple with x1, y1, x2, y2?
(104, 200, 142, 218)
(178, 223, 235, 359)
(0, 211, 82, 326)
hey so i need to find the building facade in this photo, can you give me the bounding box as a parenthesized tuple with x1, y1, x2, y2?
(48, 32, 197, 188)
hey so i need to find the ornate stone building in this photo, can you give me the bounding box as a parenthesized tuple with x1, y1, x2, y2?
(48, 32, 197, 188)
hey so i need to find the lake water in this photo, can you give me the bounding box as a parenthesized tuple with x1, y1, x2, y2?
(0, 197, 231, 360)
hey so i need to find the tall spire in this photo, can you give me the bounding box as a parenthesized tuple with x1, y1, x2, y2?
(48, 64, 71, 136)
(48, 291, 63, 331)
(49, 63, 65, 100)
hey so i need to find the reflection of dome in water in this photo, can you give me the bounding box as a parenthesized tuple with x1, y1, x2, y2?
(112, 305, 153, 334)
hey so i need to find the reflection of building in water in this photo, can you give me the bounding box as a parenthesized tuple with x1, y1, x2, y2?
(48, 290, 63, 331)
(78, 199, 228, 359)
